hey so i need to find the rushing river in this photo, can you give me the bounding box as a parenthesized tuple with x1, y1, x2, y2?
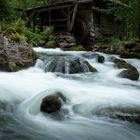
(0, 48, 140, 140)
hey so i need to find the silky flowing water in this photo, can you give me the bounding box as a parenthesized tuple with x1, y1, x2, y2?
(0, 48, 140, 140)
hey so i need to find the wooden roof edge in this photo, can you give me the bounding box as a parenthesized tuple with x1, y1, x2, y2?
(25, 0, 92, 13)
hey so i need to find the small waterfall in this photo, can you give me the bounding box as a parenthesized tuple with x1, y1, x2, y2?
(38, 55, 96, 74)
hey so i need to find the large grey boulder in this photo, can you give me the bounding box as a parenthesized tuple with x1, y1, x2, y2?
(0, 29, 37, 71)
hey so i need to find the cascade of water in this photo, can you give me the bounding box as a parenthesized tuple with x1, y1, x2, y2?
(0, 48, 140, 140)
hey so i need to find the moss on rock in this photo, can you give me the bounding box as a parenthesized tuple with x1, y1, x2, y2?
(10, 33, 24, 41)
(114, 59, 139, 80)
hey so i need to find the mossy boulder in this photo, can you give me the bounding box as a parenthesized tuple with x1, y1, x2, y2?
(0, 30, 37, 71)
(118, 69, 139, 81)
(114, 59, 139, 80)
(114, 59, 136, 70)
(10, 33, 24, 41)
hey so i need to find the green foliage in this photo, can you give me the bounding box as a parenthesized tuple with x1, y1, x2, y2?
(112, 0, 140, 38)
(95, 0, 140, 39)
(9, 0, 47, 9)
(10, 33, 24, 41)
(1, 19, 55, 46)
(23, 29, 43, 43)
(0, 0, 11, 20)
(108, 37, 121, 45)
(3, 19, 26, 33)
(41, 27, 56, 41)
(94, 35, 121, 45)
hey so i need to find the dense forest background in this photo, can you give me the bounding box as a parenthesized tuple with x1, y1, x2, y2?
(0, 0, 140, 39)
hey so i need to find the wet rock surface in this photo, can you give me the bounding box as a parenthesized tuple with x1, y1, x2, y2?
(40, 95, 62, 113)
(81, 52, 105, 63)
(40, 92, 66, 113)
(94, 107, 140, 125)
(118, 69, 139, 81)
(40, 55, 97, 74)
(114, 59, 139, 80)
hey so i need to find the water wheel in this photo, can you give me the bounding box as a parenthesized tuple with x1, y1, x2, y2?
(72, 18, 89, 44)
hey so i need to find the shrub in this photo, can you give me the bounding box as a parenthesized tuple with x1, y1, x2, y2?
(41, 26, 56, 41)
(1, 19, 57, 46)
(23, 29, 43, 43)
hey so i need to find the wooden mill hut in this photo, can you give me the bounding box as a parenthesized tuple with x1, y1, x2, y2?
(26, 0, 124, 45)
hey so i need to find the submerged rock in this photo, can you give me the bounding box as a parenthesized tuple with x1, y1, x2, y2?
(40, 92, 66, 113)
(81, 52, 99, 59)
(107, 56, 118, 62)
(43, 55, 97, 74)
(0, 29, 37, 71)
(81, 52, 105, 63)
(94, 107, 140, 125)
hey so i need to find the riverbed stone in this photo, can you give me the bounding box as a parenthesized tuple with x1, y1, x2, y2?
(114, 59, 136, 70)
(40, 95, 62, 113)
(97, 55, 105, 63)
(0, 29, 37, 71)
(95, 107, 140, 125)
(114, 59, 139, 80)
(118, 69, 139, 81)
(40, 92, 67, 113)
(44, 41, 57, 48)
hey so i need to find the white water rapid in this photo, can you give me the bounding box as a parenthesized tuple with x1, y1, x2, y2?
(0, 48, 140, 140)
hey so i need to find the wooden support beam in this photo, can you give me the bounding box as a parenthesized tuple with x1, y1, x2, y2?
(52, 25, 67, 27)
(60, 8, 68, 17)
(70, 0, 79, 31)
(51, 19, 68, 22)
(67, 7, 71, 31)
